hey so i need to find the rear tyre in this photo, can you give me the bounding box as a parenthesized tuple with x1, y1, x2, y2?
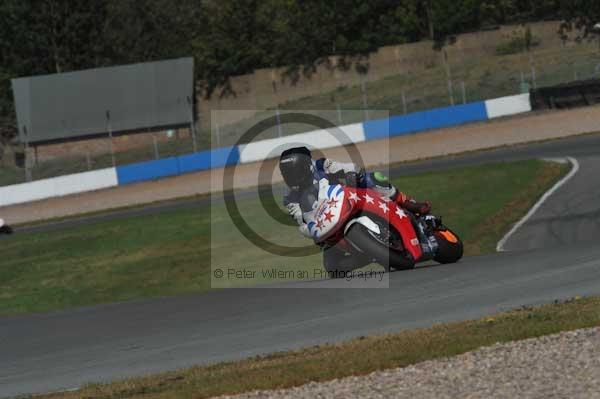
(0, 225, 13, 234)
(433, 229, 463, 264)
(345, 222, 415, 271)
(322, 244, 371, 275)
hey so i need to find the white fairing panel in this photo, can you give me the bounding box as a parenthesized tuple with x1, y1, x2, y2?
(305, 179, 346, 240)
(344, 216, 380, 235)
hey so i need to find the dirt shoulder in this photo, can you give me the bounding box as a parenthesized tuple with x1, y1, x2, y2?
(2, 105, 600, 225)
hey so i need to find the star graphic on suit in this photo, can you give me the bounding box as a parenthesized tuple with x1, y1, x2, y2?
(395, 207, 407, 219)
(323, 210, 334, 222)
(315, 218, 324, 230)
(326, 198, 339, 208)
(363, 193, 374, 204)
(378, 201, 389, 213)
(348, 191, 360, 202)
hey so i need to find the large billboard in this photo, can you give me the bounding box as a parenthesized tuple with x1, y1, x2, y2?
(11, 57, 194, 144)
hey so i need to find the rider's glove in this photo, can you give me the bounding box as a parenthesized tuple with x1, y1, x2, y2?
(403, 199, 432, 215)
(323, 159, 359, 175)
(286, 203, 304, 225)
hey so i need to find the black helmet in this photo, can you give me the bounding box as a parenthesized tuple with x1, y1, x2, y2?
(279, 146, 313, 190)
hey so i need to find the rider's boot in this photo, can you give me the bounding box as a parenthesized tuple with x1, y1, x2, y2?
(401, 205, 438, 259)
(408, 214, 437, 258)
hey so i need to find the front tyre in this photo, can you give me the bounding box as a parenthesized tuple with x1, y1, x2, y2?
(345, 222, 415, 271)
(433, 229, 463, 264)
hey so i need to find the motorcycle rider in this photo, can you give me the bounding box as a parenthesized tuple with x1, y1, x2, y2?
(0, 218, 13, 234)
(279, 146, 432, 271)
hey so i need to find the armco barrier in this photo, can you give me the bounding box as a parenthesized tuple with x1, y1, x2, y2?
(116, 146, 240, 185)
(363, 101, 488, 141)
(238, 123, 365, 164)
(0, 167, 118, 207)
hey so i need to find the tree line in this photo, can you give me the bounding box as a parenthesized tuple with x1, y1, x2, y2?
(1, 0, 599, 143)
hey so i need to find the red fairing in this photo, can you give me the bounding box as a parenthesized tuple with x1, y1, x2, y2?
(343, 187, 423, 261)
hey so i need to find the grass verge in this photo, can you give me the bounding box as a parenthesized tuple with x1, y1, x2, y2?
(0, 159, 568, 315)
(32, 296, 600, 399)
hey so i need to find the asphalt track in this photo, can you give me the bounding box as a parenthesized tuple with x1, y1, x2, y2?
(1, 133, 600, 397)
(504, 155, 600, 251)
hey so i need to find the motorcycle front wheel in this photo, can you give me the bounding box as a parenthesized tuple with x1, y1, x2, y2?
(433, 229, 463, 264)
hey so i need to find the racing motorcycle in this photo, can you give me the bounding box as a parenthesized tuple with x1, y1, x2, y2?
(303, 179, 463, 271)
(0, 218, 13, 235)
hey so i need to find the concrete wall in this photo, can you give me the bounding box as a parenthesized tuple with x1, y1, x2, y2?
(0, 168, 117, 207)
(363, 102, 489, 141)
(238, 123, 365, 164)
(485, 94, 532, 119)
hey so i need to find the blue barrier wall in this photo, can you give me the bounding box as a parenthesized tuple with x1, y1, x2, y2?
(208, 146, 240, 169)
(116, 157, 180, 185)
(116, 146, 240, 185)
(178, 146, 240, 174)
(363, 101, 488, 141)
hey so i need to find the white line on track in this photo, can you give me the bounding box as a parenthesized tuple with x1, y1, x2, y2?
(496, 156, 580, 252)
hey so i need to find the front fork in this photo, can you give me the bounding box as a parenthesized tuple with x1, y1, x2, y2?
(412, 215, 440, 260)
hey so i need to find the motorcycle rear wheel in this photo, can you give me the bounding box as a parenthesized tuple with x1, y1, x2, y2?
(345, 222, 415, 271)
